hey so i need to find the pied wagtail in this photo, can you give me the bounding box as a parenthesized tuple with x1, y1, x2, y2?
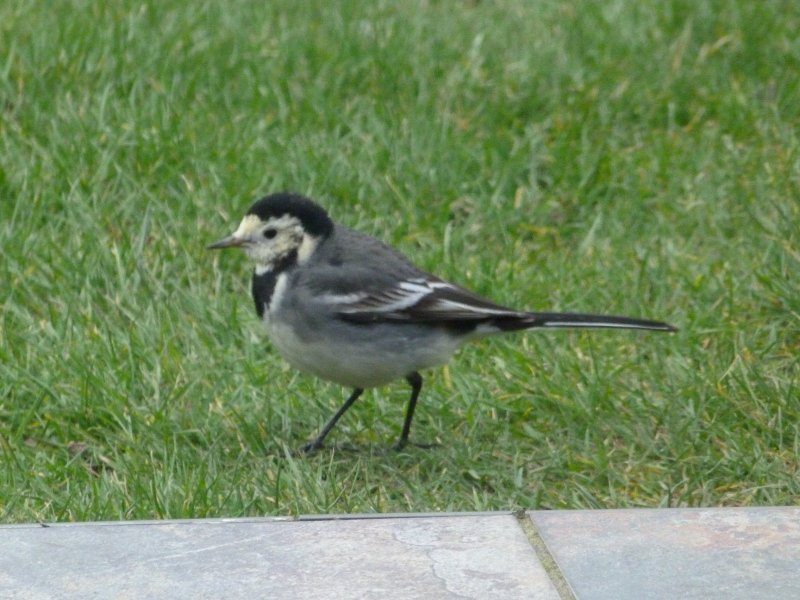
(209, 192, 676, 452)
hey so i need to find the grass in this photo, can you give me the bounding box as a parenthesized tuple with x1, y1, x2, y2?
(0, 0, 798, 522)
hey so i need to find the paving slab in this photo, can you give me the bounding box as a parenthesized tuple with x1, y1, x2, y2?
(0, 513, 558, 600)
(529, 506, 800, 600)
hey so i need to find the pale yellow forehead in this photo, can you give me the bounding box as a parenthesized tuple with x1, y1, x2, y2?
(233, 213, 300, 237)
(233, 214, 264, 237)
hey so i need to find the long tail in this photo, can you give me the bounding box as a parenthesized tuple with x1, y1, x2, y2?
(495, 312, 677, 333)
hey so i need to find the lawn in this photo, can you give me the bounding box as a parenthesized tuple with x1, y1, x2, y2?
(1, 0, 798, 522)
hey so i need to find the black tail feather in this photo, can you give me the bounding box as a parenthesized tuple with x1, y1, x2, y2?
(493, 312, 677, 333)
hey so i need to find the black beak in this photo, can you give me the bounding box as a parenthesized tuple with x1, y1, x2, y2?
(207, 235, 245, 250)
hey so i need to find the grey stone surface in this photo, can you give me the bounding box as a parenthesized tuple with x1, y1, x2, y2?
(530, 507, 800, 600)
(5, 507, 799, 599)
(0, 514, 558, 600)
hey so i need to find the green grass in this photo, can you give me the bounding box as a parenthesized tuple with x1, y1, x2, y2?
(1, 0, 798, 522)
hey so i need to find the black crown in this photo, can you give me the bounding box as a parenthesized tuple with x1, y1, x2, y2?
(247, 193, 334, 237)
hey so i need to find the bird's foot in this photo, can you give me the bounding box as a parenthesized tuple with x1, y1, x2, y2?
(300, 440, 324, 455)
(391, 439, 439, 452)
(299, 440, 362, 455)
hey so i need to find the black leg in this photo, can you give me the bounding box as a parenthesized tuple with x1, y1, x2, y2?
(302, 388, 364, 454)
(393, 372, 423, 450)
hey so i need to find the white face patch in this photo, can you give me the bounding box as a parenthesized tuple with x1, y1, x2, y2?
(232, 214, 264, 239)
(231, 214, 305, 268)
(297, 233, 320, 264)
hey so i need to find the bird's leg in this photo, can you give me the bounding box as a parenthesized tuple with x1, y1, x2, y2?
(392, 372, 423, 451)
(302, 388, 364, 454)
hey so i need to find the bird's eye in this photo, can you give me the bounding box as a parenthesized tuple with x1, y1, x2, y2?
(263, 228, 277, 239)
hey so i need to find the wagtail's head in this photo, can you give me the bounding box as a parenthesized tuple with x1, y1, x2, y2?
(208, 192, 333, 268)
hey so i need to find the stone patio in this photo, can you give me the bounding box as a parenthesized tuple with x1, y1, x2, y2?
(2, 507, 798, 599)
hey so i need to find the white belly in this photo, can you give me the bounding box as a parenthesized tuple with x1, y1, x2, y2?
(264, 319, 458, 389)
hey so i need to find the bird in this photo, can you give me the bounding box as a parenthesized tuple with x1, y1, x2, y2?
(208, 192, 676, 453)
